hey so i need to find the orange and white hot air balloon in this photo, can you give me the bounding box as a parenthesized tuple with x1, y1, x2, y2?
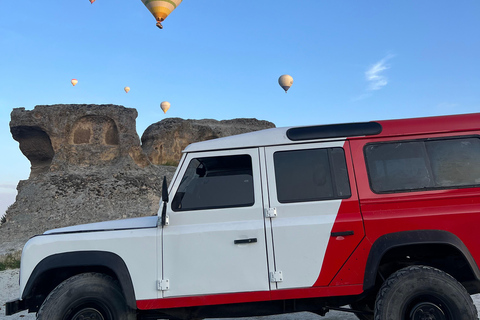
(71, 79, 78, 86)
(160, 101, 170, 114)
(124, 86, 130, 93)
(278, 74, 293, 93)
(141, 0, 183, 29)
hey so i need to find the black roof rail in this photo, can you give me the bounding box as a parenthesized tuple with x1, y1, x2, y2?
(286, 122, 382, 141)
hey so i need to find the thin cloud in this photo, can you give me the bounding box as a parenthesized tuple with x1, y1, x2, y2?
(0, 184, 17, 191)
(352, 93, 372, 101)
(365, 54, 395, 91)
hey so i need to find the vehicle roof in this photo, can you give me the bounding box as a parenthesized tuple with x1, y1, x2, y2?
(183, 113, 480, 153)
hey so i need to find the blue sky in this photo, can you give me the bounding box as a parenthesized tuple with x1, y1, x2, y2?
(1, 1, 480, 217)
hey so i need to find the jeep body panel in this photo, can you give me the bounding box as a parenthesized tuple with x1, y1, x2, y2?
(162, 148, 270, 298)
(263, 141, 364, 289)
(23, 251, 138, 309)
(20, 224, 159, 301)
(348, 131, 480, 283)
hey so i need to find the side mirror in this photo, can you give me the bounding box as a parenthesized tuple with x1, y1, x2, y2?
(162, 176, 169, 202)
(161, 176, 169, 226)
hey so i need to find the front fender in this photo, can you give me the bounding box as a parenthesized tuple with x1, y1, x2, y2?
(23, 251, 136, 310)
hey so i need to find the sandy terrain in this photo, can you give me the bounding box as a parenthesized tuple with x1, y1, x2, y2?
(1, 268, 479, 320)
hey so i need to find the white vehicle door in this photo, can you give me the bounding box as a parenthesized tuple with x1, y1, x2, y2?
(162, 149, 270, 298)
(264, 141, 352, 290)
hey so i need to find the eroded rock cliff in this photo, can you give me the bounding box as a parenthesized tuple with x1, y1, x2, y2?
(1, 104, 177, 257)
(142, 118, 275, 166)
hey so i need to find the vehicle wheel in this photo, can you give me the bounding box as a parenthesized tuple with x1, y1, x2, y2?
(374, 265, 477, 320)
(37, 272, 136, 320)
(350, 299, 374, 320)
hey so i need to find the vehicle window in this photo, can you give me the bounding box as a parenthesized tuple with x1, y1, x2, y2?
(427, 138, 480, 187)
(365, 137, 480, 193)
(273, 148, 351, 203)
(172, 154, 254, 211)
(365, 142, 433, 193)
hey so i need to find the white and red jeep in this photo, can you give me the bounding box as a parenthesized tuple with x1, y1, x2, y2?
(6, 113, 480, 320)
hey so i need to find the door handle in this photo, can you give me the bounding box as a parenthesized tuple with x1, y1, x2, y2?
(234, 238, 257, 244)
(331, 231, 354, 237)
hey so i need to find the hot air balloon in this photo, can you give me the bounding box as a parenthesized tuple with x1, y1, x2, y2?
(124, 87, 130, 93)
(141, 0, 182, 29)
(160, 101, 171, 114)
(89, 0, 95, 3)
(71, 79, 78, 86)
(278, 74, 293, 93)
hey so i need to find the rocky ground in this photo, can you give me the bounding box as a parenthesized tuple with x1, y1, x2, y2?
(2, 269, 480, 320)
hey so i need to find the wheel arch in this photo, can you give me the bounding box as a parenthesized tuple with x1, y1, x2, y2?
(22, 251, 136, 311)
(363, 230, 480, 292)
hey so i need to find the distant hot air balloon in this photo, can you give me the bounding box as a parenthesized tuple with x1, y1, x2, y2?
(141, 0, 182, 29)
(89, 0, 95, 3)
(71, 79, 78, 86)
(124, 87, 130, 93)
(278, 74, 293, 93)
(160, 101, 171, 114)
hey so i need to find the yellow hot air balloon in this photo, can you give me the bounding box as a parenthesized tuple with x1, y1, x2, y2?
(160, 101, 171, 114)
(124, 87, 130, 93)
(278, 74, 293, 93)
(71, 79, 78, 86)
(141, 0, 183, 29)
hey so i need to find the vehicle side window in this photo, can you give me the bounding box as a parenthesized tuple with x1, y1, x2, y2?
(273, 148, 351, 203)
(427, 138, 480, 187)
(365, 137, 480, 193)
(172, 154, 254, 211)
(365, 141, 433, 192)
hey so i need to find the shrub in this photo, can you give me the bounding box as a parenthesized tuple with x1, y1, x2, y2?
(0, 253, 21, 271)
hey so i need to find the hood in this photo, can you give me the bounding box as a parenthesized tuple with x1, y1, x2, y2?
(43, 216, 158, 235)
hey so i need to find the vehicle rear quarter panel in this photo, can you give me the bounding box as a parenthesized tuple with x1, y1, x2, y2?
(349, 132, 480, 270)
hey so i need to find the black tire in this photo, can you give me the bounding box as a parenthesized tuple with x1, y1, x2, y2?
(374, 265, 477, 320)
(37, 272, 136, 320)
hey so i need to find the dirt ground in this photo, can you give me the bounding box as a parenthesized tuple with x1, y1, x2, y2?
(2, 268, 479, 320)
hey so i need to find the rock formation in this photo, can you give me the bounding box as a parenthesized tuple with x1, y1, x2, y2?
(9, 104, 151, 176)
(1, 104, 175, 258)
(142, 118, 276, 166)
(0, 104, 275, 259)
